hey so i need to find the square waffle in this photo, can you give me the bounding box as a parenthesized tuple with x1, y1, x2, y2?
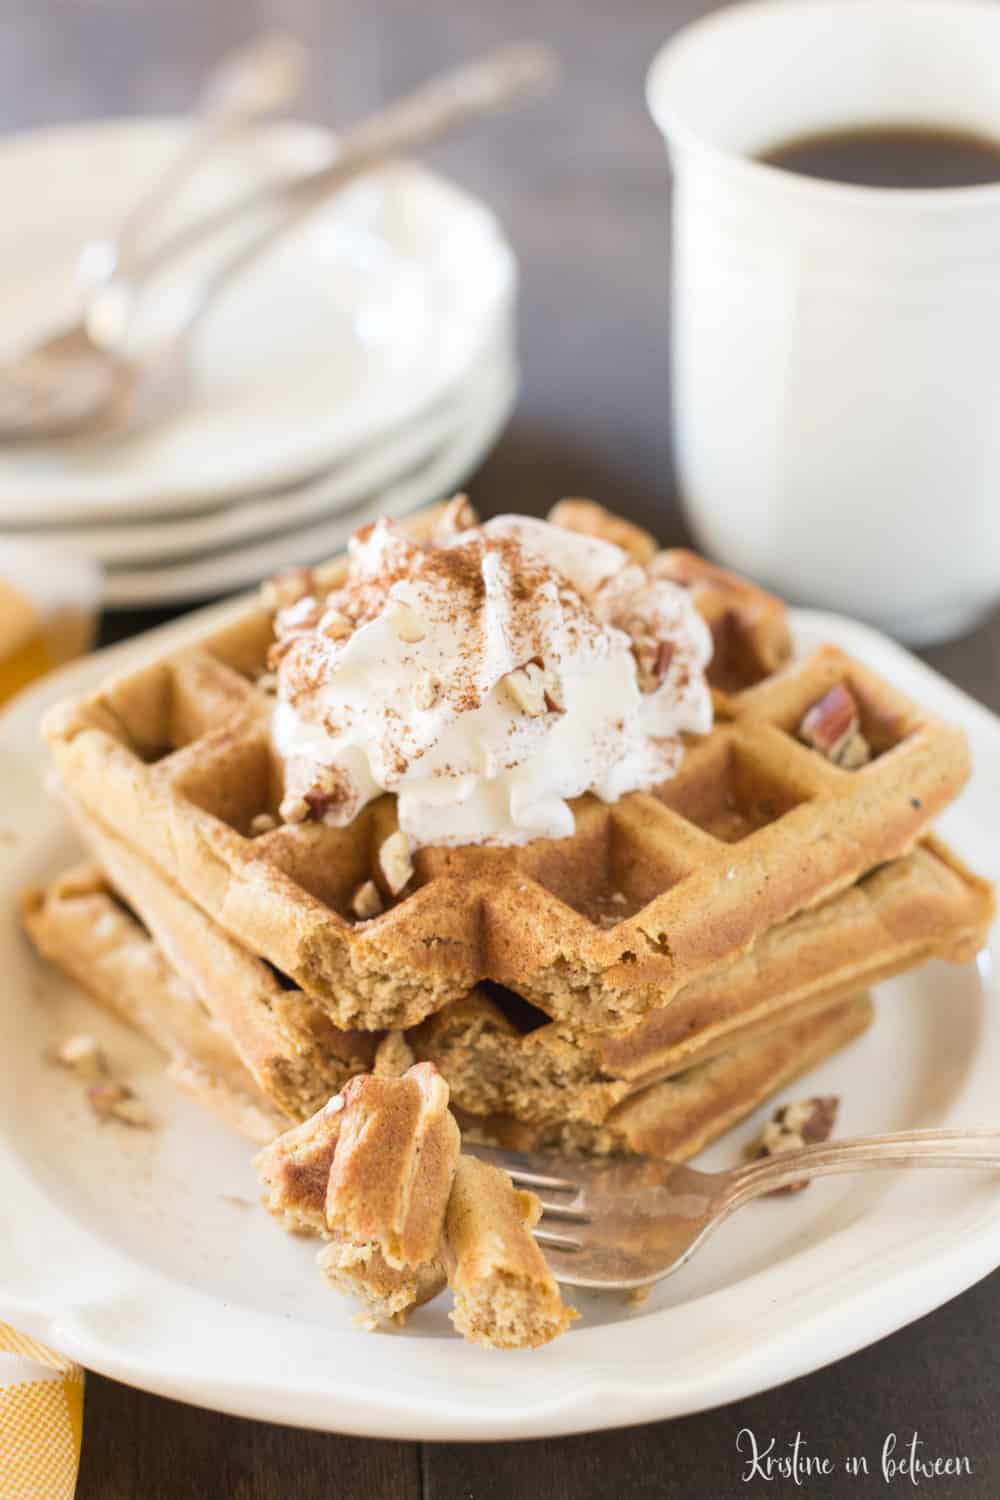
(20, 865, 286, 1143)
(459, 993, 875, 1163)
(44, 503, 970, 1035)
(21, 832, 377, 1128)
(21, 854, 870, 1176)
(24, 827, 972, 1139)
(412, 837, 993, 1124)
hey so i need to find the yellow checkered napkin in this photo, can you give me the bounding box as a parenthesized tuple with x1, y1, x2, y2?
(0, 1324, 83, 1500)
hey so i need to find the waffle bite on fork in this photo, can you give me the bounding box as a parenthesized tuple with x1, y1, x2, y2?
(255, 1061, 575, 1346)
(22, 495, 993, 1352)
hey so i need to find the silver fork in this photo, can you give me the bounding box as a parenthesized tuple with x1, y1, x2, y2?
(465, 1131, 1000, 1290)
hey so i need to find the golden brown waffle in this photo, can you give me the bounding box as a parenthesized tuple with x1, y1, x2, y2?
(445, 1153, 576, 1349)
(413, 838, 993, 1124)
(461, 994, 874, 1162)
(60, 803, 378, 1118)
(316, 1240, 447, 1330)
(25, 824, 377, 1125)
(44, 505, 970, 1034)
(256, 1068, 451, 1328)
(325, 1063, 460, 1269)
(26, 823, 988, 1137)
(20, 867, 286, 1142)
(256, 1065, 573, 1345)
(22, 858, 872, 1205)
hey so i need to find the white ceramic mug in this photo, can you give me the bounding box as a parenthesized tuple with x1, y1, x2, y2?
(648, 0, 1000, 645)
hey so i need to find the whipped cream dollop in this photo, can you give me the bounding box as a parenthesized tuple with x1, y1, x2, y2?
(269, 507, 713, 848)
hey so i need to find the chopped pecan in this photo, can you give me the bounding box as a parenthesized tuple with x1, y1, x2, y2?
(280, 763, 353, 825)
(414, 672, 440, 710)
(87, 1081, 153, 1129)
(393, 603, 426, 644)
(278, 794, 310, 825)
(799, 683, 871, 768)
(751, 1094, 839, 1193)
(632, 636, 676, 693)
(261, 567, 317, 612)
(379, 830, 414, 895)
(351, 879, 384, 920)
(275, 595, 323, 636)
(434, 493, 479, 540)
(318, 607, 353, 642)
(50, 1033, 107, 1082)
(499, 660, 565, 717)
(304, 770, 353, 822)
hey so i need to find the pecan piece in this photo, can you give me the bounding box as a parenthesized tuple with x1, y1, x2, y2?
(379, 830, 414, 895)
(318, 607, 353, 642)
(499, 660, 565, 717)
(393, 603, 426, 644)
(261, 567, 317, 612)
(351, 879, 384, 920)
(304, 771, 353, 823)
(751, 1095, 840, 1194)
(632, 636, 676, 693)
(414, 672, 440, 710)
(434, 493, 479, 540)
(87, 1081, 153, 1129)
(50, 1033, 107, 1082)
(280, 763, 354, 825)
(799, 683, 871, 768)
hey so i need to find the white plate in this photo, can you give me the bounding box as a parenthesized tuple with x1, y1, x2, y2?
(0, 119, 515, 524)
(0, 611, 997, 1440)
(100, 355, 516, 606)
(28, 338, 514, 569)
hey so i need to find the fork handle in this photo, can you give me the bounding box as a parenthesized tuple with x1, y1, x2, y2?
(726, 1128, 1000, 1205)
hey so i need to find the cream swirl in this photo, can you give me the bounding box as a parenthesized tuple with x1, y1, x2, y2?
(269, 511, 713, 847)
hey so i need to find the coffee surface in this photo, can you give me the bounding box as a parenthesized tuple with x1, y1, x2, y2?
(758, 125, 1000, 189)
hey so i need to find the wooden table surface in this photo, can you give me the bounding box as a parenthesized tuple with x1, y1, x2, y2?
(4, 0, 998, 1494)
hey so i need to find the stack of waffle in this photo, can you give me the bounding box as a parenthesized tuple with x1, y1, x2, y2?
(22, 503, 995, 1172)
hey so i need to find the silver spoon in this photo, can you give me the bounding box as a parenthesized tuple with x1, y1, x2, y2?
(78, 32, 307, 301)
(0, 44, 554, 445)
(0, 33, 307, 443)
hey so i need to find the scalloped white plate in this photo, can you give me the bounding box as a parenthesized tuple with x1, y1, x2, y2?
(0, 119, 515, 524)
(36, 338, 515, 571)
(0, 610, 997, 1439)
(99, 351, 516, 607)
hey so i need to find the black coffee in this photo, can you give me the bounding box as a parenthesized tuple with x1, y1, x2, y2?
(757, 124, 1000, 189)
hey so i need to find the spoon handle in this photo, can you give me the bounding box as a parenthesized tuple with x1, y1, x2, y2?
(96, 42, 553, 352)
(81, 33, 305, 309)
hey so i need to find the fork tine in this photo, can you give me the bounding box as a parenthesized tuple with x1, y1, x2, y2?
(533, 1226, 583, 1251)
(532, 1198, 589, 1222)
(462, 1142, 578, 1193)
(500, 1166, 578, 1193)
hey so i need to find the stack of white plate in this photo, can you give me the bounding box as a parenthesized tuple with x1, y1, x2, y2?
(0, 120, 518, 607)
